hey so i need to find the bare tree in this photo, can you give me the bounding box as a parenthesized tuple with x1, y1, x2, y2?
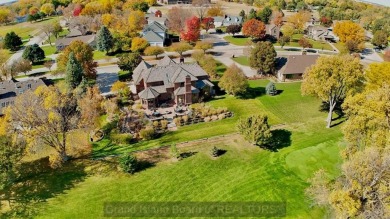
(44, 60, 54, 72)
(13, 59, 32, 75)
(167, 7, 192, 34)
(192, 0, 210, 20)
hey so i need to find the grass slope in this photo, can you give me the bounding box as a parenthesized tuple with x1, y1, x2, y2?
(18, 80, 343, 219)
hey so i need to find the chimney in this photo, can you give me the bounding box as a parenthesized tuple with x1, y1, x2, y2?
(185, 75, 192, 105)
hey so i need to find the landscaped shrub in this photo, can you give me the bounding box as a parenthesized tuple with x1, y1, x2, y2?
(153, 121, 160, 128)
(173, 117, 182, 126)
(182, 115, 189, 123)
(218, 114, 225, 120)
(161, 120, 168, 129)
(211, 115, 218, 121)
(119, 154, 138, 174)
(110, 131, 133, 145)
(204, 117, 211, 122)
(139, 127, 155, 140)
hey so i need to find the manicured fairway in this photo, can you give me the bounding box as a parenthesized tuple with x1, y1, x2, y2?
(15, 80, 343, 218)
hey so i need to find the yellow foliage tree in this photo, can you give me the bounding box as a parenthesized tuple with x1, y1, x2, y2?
(333, 21, 365, 43)
(0, 7, 12, 24)
(128, 10, 146, 33)
(131, 37, 149, 53)
(287, 11, 310, 33)
(40, 3, 55, 16)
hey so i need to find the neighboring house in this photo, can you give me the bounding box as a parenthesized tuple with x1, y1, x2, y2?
(142, 21, 168, 47)
(213, 15, 243, 27)
(306, 25, 336, 41)
(0, 79, 46, 115)
(158, 0, 191, 4)
(55, 34, 96, 51)
(16, 15, 27, 23)
(265, 24, 281, 40)
(133, 56, 214, 109)
(147, 17, 168, 26)
(277, 55, 319, 81)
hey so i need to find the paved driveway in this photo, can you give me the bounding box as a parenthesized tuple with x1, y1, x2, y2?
(96, 65, 120, 95)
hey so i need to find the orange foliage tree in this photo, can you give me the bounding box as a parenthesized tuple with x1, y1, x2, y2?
(242, 19, 266, 40)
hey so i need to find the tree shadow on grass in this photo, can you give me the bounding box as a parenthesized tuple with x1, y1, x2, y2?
(180, 151, 197, 159)
(2, 157, 88, 217)
(137, 160, 156, 172)
(239, 87, 265, 99)
(260, 129, 292, 152)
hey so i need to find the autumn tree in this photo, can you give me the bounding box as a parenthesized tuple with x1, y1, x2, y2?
(0, 8, 13, 25)
(201, 17, 214, 33)
(207, 3, 224, 17)
(44, 60, 54, 72)
(40, 3, 55, 16)
(65, 52, 83, 90)
(298, 37, 313, 49)
(250, 41, 277, 75)
(242, 19, 266, 40)
(219, 64, 248, 96)
(117, 52, 142, 74)
(302, 55, 363, 128)
(320, 16, 332, 27)
(192, 0, 209, 20)
(372, 30, 388, 49)
(333, 21, 365, 44)
(97, 26, 114, 54)
(13, 59, 32, 75)
(6, 86, 98, 166)
(111, 81, 130, 98)
(170, 42, 193, 58)
(4, 31, 22, 51)
(167, 7, 191, 34)
(22, 44, 45, 64)
(237, 114, 272, 146)
(226, 24, 241, 36)
(194, 41, 213, 53)
(181, 16, 201, 43)
(128, 10, 146, 33)
(281, 24, 294, 39)
(191, 51, 217, 79)
(155, 10, 162, 17)
(144, 46, 164, 59)
(131, 37, 149, 53)
(52, 21, 63, 38)
(57, 41, 97, 79)
(272, 11, 283, 27)
(278, 35, 290, 48)
(287, 10, 310, 33)
(345, 40, 364, 53)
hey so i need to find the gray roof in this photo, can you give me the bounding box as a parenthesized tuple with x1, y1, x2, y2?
(213, 16, 224, 23)
(222, 15, 243, 26)
(148, 17, 168, 24)
(280, 55, 319, 75)
(138, 87, 160, 99)
(157, 55, 176, 67)
(67, 29, 83, 37)
(0, 79, 46, 114)
(143, 30, 164, 43)
(55, 34, 96, 48)
(143, 21, 167, 33)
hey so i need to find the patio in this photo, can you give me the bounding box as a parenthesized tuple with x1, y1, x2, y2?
(145, 105, 191, 121)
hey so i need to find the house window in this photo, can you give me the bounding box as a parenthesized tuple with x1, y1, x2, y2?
(19, 90, 23, 94)
(27, 84, 31, 89)
(1, 103, 5, 107)
(286, 74, 293, 79)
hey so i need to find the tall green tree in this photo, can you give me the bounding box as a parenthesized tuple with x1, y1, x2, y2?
(302, 55, 364, 128)
(237, 114, 272, 146)
(219, 64, 248, 96)
(4, 32, 23, 51)
(258, 6, 272, 24)
(65, 52, 83, 90)
(117, 52, 142, 74)
(96, 25, 114, 54)
(22, 44, 45, 64)
(250, 41, 277, 75)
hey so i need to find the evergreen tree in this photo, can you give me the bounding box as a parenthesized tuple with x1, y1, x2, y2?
(22, 44, 45, 64)
(65, 52, 83, 90)
(4, 32, 23, 51)
(96, 26, 114, 54)
(250, 41, 277, 75)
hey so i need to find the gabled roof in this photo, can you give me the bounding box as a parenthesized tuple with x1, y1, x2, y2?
(55, 34, 96, 47)
(67, 29, 83, 37)
(148, 17, 168, 24)
(280, 55, 319, 75)
(143, 21, 168, 33)
(138, 87, 160, 99)
(143, 30, 164, 43)
(157, 55, 176, 66)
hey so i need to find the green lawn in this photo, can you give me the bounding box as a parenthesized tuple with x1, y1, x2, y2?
(223, 35, 250, 46)
(232, 56, 250, 66)
(41, 45, 57, 56)
(44, 29, 70, 45)
(9, 80, 344, 218)
(274, 34, 333, 51)
(0, 17, 60, 39)
(216, 60, 227, 75)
